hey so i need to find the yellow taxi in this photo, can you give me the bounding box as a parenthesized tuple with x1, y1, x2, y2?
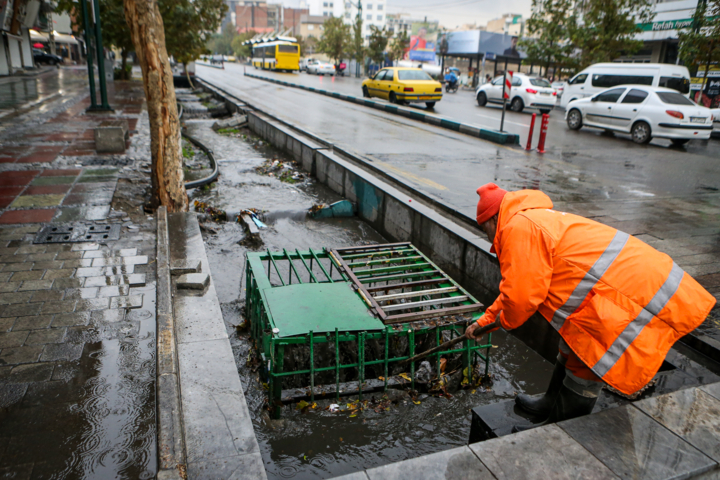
(361, 67, 443, 108)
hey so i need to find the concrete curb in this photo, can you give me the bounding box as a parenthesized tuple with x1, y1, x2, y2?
(156, 206, 187, 480)
(243, 72, 520, 146)
(168, 212, 266, 479)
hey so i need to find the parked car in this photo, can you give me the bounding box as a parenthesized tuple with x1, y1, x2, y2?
(475, 73, 556, 114)
(551, 81, 565, 99)
(32, 49, 62, 66)
(307, 61, 335, 75)
(362, 67, 443, 108)
(560, 63, 691, 108)
(300, 58, 318, 71)
(565, 85, 713, 145)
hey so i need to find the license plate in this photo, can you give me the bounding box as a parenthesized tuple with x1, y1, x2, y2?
(419, 96, 432, 100)
(690, 117, 706, 124)
(540, 92, 550, 96)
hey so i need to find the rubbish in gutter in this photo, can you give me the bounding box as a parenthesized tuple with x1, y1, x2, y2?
(309, 200, 356, 219)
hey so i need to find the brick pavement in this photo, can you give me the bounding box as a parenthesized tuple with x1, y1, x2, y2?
(0, 80, 157, 477)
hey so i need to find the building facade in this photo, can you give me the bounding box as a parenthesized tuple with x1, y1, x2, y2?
(235, 1, 307, 34)
(306, 0, 387, 41)
(617, 0, 701, 64)
(485, 13, 524, 37)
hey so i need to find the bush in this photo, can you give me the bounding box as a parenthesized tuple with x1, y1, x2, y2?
(114, 64, 132, 80)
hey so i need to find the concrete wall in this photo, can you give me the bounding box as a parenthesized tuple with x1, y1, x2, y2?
(0, 38, 9, 76)
(21, 28, 33, 68)
(245, 109, 562, 362)
(9, 38, 22, 69)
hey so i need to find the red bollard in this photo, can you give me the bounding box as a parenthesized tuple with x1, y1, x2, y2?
(526, 113, 537, 151)
(537, 113, 550, 154)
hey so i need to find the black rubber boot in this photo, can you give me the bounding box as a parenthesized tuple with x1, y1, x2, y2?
(512, 384, 598, 433)
(515, 359, 566, 416)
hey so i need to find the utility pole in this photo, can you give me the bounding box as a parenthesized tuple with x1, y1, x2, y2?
(348, 0, 363, 77)
(80, 0, 112, 111)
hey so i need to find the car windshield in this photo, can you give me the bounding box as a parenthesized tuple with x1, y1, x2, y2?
(656, 91, 695, 106)
(398, 70, 432, 81)
(530, 78, 551, 87)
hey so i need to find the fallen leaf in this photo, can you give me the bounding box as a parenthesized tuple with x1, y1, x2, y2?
(349, 414, 357, 418)
(378, 376, 385, 381)
(297, 400, 309, 410)
(399, 373, 411, 381)
(311, 402, 318, 409)
(412, 400, 421, 405)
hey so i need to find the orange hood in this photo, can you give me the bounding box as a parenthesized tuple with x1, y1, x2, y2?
(493, 190, 554, 254)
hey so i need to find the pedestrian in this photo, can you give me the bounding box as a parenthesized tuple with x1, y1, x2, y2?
(466, 183, 716, 430)
(486, 74, 491, 84)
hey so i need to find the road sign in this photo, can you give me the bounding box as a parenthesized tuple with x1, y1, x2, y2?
(504, 71, 513, 99)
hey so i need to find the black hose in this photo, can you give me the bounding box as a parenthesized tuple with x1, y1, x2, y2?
(177, 102, 220, 190)
(182, 131, 219, 190)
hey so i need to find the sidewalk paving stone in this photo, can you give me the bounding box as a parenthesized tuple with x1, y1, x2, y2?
(12, 315, 53, 330)
(30, 176, 76, 186)
(50, 312, 90, 327)
(25, 328, 66, 345)
(0, 209, 56, 224)
(0, 345, 43, 365)
(10, 194, 64, 208)
(23, 185, 71, 195)
(53, 205, 110, 222)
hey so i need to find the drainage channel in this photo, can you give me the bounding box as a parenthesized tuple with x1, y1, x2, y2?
(179, 85, 720, 479)
(176, 92, 557, 479)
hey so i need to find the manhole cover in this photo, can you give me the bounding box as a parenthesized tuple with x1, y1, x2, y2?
(34, 223, 121, 244)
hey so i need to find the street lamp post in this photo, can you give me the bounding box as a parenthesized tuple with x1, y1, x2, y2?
(347, 0, 362, 77)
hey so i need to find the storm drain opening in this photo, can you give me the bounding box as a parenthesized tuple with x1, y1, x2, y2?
(245, 242, 493, 418)
(35, 223, 122, 244)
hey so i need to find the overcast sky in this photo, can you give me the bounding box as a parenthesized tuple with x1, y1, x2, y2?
(281, 0, 534, 29)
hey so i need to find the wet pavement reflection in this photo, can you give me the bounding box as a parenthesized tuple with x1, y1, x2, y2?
(0, 67, 89, 111)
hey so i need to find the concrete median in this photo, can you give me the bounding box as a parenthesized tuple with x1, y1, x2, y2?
(244, 72, 520, 146)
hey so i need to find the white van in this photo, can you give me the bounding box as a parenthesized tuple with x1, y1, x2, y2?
(560, 63, 691, 108)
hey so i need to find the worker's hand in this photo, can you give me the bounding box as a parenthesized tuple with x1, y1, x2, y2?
(465, 315, 500, 340)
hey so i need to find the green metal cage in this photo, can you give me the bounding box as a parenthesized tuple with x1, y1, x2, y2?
(245, 243, 492, 417)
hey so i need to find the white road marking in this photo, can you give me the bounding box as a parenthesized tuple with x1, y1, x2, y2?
(475, 113, 528, 127)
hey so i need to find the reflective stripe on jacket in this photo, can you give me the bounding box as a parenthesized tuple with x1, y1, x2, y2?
(483, 190, 716, 395)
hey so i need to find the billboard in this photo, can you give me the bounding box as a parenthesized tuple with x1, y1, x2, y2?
(408, 21, 438, 63)
(444, 30, 526, 59)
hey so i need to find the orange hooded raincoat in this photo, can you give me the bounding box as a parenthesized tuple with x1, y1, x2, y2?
(483, 190, 716, 395)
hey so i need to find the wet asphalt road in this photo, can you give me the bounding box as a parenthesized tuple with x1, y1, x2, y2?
(198, 64, 720, 219)
(236, 65, 718, 157)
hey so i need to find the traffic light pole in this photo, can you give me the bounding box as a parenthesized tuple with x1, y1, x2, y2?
(499, 58, 508, 132)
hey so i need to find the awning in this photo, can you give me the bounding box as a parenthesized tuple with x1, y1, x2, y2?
(29, 29, 79, 45)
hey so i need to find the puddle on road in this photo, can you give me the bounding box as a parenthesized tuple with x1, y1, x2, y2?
(187, 120, 552, 479)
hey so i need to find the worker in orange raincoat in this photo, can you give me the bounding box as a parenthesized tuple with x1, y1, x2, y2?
(465, 183, 716, 429)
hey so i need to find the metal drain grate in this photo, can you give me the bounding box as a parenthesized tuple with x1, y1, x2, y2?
(34, 223, 122, 244)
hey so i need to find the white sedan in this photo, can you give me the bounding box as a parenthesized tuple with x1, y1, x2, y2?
(565, 85, 714, 145)
(476, 73, 557, 114)
(307, 62, 335, 76)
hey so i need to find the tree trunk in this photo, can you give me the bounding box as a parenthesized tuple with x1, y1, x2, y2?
(121, 49, 129, 80)
(184, 63, 195, 89)
(123, 0, 188, 213)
